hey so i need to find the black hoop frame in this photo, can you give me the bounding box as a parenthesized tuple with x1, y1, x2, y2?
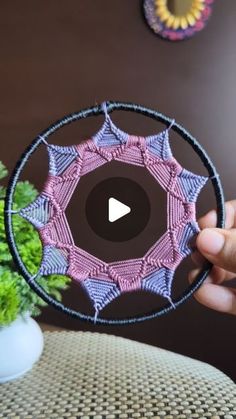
(4, 101, 225, 325)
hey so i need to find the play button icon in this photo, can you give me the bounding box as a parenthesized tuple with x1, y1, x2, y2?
(86, 177, 150, 242)
(108, 198, 131, 223)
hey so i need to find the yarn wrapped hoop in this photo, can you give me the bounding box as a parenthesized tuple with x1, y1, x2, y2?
(4, 101, 225, 325)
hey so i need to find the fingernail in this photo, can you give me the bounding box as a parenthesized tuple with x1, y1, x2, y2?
(198, 229, 225, 255)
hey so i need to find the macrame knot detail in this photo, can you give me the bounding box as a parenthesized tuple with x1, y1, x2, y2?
(138, 137, 147, 151)
(18, 108, 208, 319)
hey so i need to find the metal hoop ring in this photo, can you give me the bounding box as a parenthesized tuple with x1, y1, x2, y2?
(4, 101, 225, 324)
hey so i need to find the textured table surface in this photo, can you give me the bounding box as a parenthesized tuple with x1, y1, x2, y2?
(0, 331, 235, 419)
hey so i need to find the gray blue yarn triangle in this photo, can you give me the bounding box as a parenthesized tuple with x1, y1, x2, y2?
(178, 169, 208, 202)
(83, 279, 120, 315)
(39, 245, 69, 276)
(179, 221, 199, 256)
(146, 130, 172, 160)
(92, 114, 128, 147)
(48, 145, 79, 176)
(142, 268, 174, 301)
(19, 195, 54, 228)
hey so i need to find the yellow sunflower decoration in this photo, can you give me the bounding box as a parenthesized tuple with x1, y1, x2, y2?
(143, 0, 214, 41)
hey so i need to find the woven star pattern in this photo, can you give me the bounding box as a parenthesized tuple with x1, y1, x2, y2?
(19, 113, 208, 317)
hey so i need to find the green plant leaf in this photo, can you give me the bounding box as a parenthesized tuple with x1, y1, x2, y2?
(0, 161, 71, 322)
(0, 162, 8, 180)
(0, 269, 20, 326)
(14, 181, 38, 209)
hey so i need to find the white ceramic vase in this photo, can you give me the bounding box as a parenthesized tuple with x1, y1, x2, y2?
(0, 313, 44, 384)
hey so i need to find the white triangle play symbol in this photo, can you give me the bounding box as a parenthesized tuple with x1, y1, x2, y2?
(108, 197, 131, 223)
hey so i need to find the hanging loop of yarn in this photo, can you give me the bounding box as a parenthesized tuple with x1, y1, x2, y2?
(4, 101, 225, 325)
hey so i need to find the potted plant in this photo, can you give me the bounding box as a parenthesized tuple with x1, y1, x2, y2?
(0, 162, 70, 383)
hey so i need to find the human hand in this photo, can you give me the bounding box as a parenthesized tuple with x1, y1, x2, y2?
(189, 200, 236, 315)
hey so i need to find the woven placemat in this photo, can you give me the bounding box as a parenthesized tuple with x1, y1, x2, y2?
(0, 331, 235, 418)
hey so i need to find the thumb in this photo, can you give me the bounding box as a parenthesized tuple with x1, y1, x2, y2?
(196, 228, 236, 273)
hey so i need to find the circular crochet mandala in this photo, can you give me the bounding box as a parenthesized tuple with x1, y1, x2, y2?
(143, 0, 214, 41)
(4, 102, 224, 324)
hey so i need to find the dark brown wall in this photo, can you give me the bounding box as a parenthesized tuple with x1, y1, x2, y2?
(1, 1, 236, 381)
